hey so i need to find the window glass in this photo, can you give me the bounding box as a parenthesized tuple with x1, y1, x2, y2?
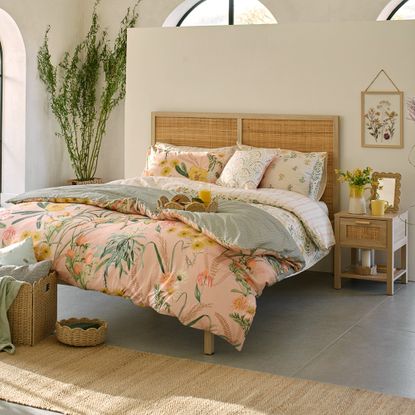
(234, 0, 276, 24)
(180, 0, 229, 27)
(178, 0, 277, 27)
(390, 0, 415, 20)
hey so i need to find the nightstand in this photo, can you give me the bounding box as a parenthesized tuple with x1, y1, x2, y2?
(334, 211, 408, 295)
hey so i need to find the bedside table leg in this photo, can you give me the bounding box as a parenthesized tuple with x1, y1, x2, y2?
(334, 244, 341, 289)
(399, 244, 408, 284)
(334, 273, 341, 289)
(386, 247, 394, 296)
(386, 276, 394, 295)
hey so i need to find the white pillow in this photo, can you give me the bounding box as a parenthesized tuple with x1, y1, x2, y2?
(0, 260, 52, 283)
(217, 149, 276, 189)
(0, 237, 37, 266)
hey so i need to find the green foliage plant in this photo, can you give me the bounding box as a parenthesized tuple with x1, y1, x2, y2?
(37, 0, 139, 181)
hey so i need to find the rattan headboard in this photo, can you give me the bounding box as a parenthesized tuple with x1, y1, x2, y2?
(152, 112, 339, 219)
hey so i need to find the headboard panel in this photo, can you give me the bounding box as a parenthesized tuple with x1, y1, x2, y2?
(152, 112, 339, 219)
(152, 113, 237, 148)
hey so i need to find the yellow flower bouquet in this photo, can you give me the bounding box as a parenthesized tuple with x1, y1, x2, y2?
(335, 167, 373, 214)
(335, 167, 373, 187)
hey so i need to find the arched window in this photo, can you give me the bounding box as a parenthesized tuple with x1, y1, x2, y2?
(378, 0, 415, 20)
(164, 0, 277, 27)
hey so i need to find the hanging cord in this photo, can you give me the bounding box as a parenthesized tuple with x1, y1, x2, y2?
(364, 69, 401, 92)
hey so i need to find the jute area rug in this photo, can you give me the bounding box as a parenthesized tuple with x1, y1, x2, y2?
(0, 338, 414, 415)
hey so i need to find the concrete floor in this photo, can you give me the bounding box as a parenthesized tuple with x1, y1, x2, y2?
(1, 272, 415, 414)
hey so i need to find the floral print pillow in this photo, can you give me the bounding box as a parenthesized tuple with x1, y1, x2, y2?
(217, 149, 276, 189)
(143, 147, 232, 183)
(259, 150, 327, 200)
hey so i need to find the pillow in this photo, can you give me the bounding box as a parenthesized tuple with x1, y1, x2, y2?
(0, 237, 37, 266)
(311, 155, 328, 200)
(0, 260, 53, 284)
(143, 146, 232, 183)
(259, 149, 327, 199)
(217, 149, 276, 189)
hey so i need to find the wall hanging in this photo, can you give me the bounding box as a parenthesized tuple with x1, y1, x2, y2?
(361, 69, 403, 149)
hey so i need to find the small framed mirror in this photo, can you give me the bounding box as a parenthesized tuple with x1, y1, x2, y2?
(371, 172, 401, 213)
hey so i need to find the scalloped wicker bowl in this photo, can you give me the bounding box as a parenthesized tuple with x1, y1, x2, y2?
(55, 318, 108, 347)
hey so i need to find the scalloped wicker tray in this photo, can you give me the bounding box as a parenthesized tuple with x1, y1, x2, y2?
(56, 318, 108, 347)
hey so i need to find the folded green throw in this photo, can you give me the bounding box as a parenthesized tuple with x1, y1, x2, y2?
(0, 276, 23, 354)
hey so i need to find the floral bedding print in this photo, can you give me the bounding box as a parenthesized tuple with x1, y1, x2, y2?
(143, 146, 233, 183)
(1, 178, 334, 350)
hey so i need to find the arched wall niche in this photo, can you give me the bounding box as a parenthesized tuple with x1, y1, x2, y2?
(0, 8, 26, 203)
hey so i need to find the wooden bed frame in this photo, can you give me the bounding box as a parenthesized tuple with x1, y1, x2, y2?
(152, 111, 340, 354)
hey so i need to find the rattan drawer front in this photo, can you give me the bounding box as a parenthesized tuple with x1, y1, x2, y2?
(339, 218, 387, 248)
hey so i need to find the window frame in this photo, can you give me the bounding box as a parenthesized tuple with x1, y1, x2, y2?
(176, 0, 272, 27)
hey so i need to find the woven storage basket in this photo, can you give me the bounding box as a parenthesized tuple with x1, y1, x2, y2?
(56, 318, 108, 347)
(7, 272, 57, 346)
(67, 178, 103, 185)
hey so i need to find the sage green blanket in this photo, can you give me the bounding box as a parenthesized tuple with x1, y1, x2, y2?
(0, 276, 23, 354)
(9, 184, 304, 264)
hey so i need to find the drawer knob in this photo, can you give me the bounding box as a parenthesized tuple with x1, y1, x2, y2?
(355, 220, 371, 225)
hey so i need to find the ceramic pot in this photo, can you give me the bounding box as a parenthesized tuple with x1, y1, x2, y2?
(348, 185, 366, 214)
(67, 178, 103, 185)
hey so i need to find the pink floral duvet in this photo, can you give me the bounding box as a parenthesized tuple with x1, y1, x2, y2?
(1, 178, 334, 350)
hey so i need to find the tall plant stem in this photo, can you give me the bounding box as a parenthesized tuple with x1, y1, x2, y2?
(37, 1, 139, 181)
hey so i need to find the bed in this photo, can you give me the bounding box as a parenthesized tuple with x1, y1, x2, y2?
(1, 112, 339, 354)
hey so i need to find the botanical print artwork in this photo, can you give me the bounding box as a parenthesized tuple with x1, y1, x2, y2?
(408, 97, 415, 122)
(362, 92, 403, 148)
(365, 101, 397, 142)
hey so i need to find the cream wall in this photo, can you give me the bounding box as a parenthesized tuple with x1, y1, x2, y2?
(82, 0, 394, 182)
(0, 0, 404, 191)
(124, 21, 415, 276)
(0, 0, 82, 192)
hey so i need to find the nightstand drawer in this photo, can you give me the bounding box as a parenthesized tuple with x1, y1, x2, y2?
(339, 218, 387, 248)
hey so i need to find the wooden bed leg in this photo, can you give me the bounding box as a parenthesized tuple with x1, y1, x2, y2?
(204, 331, 215, 355)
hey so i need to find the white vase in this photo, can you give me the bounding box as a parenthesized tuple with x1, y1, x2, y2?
(348, 185, 366, 214)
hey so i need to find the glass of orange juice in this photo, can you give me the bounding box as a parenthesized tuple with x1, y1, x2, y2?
(198, 189, 212, 206)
